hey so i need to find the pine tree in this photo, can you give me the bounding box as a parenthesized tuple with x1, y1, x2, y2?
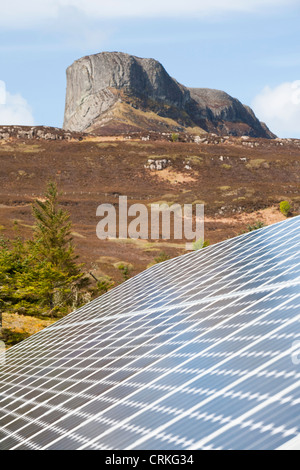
(30, 182, 88, 315)
(33, 182, 77, 271)
(0, 183, 89, 319)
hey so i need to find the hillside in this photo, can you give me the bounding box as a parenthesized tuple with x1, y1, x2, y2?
(63, 52, 275, 139)
(0, 127, 299, 285)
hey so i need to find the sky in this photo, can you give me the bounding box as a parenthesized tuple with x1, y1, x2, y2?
(0, 0, 299, 137)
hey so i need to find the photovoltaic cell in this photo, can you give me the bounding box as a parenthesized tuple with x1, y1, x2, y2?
(0, 216, 299, 450)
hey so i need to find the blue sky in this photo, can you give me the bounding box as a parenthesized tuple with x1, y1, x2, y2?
(0, 0, 299, 137)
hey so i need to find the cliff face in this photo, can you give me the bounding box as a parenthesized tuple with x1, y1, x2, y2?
(186, 88, 275, 138)
(63, 52, 275, 138)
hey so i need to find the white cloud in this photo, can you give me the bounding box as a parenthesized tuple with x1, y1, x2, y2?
(0, 85, 34, 126)
(252, 81, 300, 138)
(0, 0, 296, 28)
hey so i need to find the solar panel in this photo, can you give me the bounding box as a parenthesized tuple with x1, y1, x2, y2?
(0, 216, 299, 450)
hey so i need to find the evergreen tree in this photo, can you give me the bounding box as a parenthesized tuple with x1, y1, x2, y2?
(0, 237, 11, 328)
(0, 234, 28, 320)
(30, 182, 88, 315)
(0, 182, 89, 319)
(33, 182, 78, 271)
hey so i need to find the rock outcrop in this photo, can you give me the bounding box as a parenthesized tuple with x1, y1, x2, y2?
(63, 52, 276, 139)
(0, 125, 85, 141)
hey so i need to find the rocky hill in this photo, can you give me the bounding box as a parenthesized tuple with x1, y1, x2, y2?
(63, 52, 275, 139)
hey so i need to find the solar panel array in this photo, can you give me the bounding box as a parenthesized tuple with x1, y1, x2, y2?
(0, 216, 300, 450)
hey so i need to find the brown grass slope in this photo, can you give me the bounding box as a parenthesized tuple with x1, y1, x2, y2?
(0, 134, 299, 283)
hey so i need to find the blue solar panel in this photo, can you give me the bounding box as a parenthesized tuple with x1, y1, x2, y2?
(0, 216, 299, 450)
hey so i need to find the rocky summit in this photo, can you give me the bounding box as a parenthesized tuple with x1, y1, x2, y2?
(63, 52, 275, 138)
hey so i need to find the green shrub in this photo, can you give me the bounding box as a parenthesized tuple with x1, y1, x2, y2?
(247, 221, 265, 232)
(171, 133, 179, 142)
(222, 164, 232, 170)
(117, 263, 132, 281)
(96, 277, 114, 295)
(1, 329, 30, 347)
(193, 239, 210, 251)
(280, 201, 291, 217)
(154, 251, 171, 264)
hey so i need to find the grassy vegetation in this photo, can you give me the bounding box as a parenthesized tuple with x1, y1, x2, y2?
(93, 277, 115, 296)
(10, 219, 35, 229)
(1, 329, 30, 347)
(187, 156, 204, 166)
(109, 237, 185, 250)
(246, 159, 268, 169)
(159, 193, 179, 200)
(96, 143, 119, 148)
(113, 261, 134, 271)
(147, 251, 171, 268)
(193, 239, 210, 250)
(233, 196, 246, 202)
(2, 312, 56, 347)
(97, 256, 121, 264)
(104, 101, 190, 133)
(222, 164, 232, 170)
(246, 221, 266, 232)
(148, 200, 177, 207)
(154, 251, 171, 263)
(0, 143, 43, 153)
(192, 199, 205, 206)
